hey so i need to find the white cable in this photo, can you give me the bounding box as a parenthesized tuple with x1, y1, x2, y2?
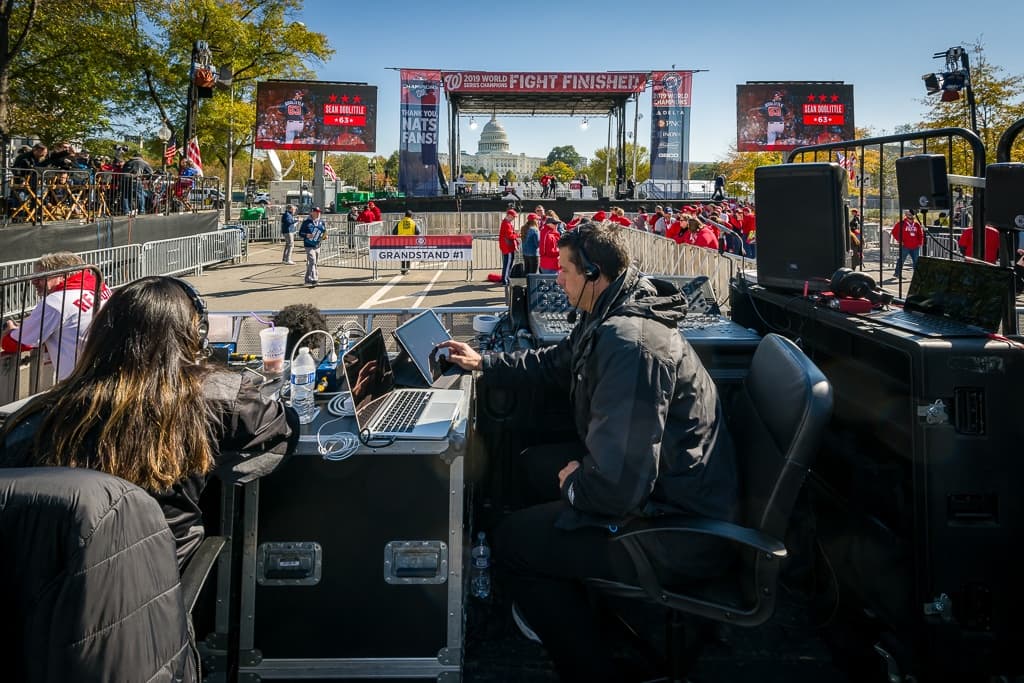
(326, 391, 355, 417)
(315, 416, 360, 461)
(290, 329, 338, 365)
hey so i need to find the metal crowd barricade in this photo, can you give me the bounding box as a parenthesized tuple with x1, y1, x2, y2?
(142, 229, 243, 277)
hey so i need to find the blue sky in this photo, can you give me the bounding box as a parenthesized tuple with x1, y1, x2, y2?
(297, 0, 1022, 163)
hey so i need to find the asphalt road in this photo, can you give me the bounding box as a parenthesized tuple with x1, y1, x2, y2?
(181, 241, 507, 314)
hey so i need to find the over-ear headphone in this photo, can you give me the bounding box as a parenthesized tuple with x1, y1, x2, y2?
(168, 276, 209, 355)
(570, 227, 601, 281)
(829, 268, 892, 305)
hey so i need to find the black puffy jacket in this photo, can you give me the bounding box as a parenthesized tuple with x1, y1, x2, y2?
(483, 266, 737, 529)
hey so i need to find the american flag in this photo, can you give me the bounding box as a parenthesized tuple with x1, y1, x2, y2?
(163, 136, 178, 165)
(186, 136, 203, 175)
(836, 151, 857, 181)
(324, 160, 338, 181)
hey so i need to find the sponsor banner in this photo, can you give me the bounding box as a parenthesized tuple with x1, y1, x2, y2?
(736, 82, 855, 152)
(255, 80, 377, 152)
(441, 71, 647, 94)
(370, 234, 473, 262)
(399, 69, 442, 197)
(650, 71, 692, 184)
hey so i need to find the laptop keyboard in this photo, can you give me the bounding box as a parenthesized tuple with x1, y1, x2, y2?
(873, 309, 987, 337)
(374, 391, 433, 433)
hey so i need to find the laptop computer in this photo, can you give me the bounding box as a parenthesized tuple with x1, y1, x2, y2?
(342, 328, 463, 440)
(868, 256, 1013, 337)
(393, 310, 458, 386)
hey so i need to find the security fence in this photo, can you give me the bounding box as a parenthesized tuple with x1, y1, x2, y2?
(3, 167, 223, 225)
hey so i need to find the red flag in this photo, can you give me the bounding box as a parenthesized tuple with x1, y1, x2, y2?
(324, 161, 338, 181)
(186, 136, 203, 174)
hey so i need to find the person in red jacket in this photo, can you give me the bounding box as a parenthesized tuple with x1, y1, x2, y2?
(498, 209, 519, 285)
(538, 217, 561, 274)
(958, 225, 1001, 263)
(367, 201, 382, 221)
(681, 217, 719, 249)
(891, 209, 924, 279)
(356, 204, 376, 223)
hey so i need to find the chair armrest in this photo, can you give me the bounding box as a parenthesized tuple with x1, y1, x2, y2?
(180, 535, 227, 613)
(612, 516, 787, 557)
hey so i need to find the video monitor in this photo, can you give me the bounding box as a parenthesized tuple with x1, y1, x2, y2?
(255, 79, 377, 152)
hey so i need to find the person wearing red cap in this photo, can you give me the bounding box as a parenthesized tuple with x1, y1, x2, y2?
(591, 210, 607, 223)
(499, 209, 519, 285)
(367, 201, 381, 221)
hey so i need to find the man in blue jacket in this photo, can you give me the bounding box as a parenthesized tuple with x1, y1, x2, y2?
(439, 223, 736, 682)
(280, 204, 297, 264)
(297, 206, 327, 287)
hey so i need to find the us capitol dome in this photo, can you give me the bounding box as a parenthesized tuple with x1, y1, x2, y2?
(477, 115, 510, 154)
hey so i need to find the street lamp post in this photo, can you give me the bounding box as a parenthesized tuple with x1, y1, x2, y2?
(156, 122, 172, 174)
(156, 123, 172, 214)
(368, 160, 376, 194)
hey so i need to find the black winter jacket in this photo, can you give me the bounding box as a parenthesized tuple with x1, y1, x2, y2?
(483, 266, 737, 529)
(1, 370, 300, 568)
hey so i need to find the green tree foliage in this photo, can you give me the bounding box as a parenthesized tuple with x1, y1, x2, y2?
(384, 150, 399, 187)
(546, 145, 583, 169)
(0, 0, 332, 176)
(582, 144, 649, 186)
(917, 40, 1024, 164)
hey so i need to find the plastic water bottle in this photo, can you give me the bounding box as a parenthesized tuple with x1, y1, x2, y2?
(290, 347, 317, 424)
(470, 531, 491, 600)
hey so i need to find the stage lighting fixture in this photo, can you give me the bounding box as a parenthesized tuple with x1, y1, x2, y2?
(469, 117, 478, 130)
(922, 70, 967, 101)
(580, 117, 589, 131)
(922, 73, 942, 95)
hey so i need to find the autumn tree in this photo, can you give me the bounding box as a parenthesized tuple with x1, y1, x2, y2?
(583, 144, 649, 186)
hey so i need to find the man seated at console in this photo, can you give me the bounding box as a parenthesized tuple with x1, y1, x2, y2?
(1, 276, 300, 570)
(439, 223, 737, 682)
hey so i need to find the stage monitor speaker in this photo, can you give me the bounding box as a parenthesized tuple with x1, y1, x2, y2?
(754, 162, 848, 292)
(896, 154, 950, 210)
(985, 162, 1024, 231)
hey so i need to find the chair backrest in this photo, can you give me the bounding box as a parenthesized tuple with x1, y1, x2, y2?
(0, 467, 197, 682)
(728, 334, 832, 610)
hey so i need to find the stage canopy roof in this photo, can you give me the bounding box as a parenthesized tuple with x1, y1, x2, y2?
(441, 71, 649, 115)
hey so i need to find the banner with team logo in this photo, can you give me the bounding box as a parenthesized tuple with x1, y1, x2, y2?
(369, 234, 473, 262)
(398, 69, 442, 197)
(649, 71, 693, 188)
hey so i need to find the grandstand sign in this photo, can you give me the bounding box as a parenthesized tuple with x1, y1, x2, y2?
(441, 71, 647, 94)
(369, 235, 473, 262)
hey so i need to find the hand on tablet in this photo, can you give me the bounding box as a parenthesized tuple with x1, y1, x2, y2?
(435, 340, 482, 372)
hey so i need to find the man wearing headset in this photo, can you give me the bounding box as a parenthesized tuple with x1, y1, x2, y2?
(439, 223, 736, 682)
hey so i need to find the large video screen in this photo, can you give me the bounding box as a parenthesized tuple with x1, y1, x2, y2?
(255, 80, 377, 152)
(736, 82, 854, 152)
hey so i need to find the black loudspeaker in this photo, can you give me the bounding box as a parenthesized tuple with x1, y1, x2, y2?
(754, 163, 848, 292)
(985, 163, 1024, 231)
(896, 154, 950, 210)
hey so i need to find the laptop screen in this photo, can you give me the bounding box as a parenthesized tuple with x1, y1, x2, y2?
(905, 256, 1012, 331)
(342, 328, 395, 426)
(393, 310, 453, 385)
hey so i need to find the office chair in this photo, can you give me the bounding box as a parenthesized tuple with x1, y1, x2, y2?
(0, 467, 227, 682)
(586, 333, 833, 680)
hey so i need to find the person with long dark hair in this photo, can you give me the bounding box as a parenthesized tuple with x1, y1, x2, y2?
(0, 276, 300, 569)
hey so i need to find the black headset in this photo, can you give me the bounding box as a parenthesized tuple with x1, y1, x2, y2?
(569, 227, 601, 281)
(168, 276, 210, 354)
(829, 268, 892, 305)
